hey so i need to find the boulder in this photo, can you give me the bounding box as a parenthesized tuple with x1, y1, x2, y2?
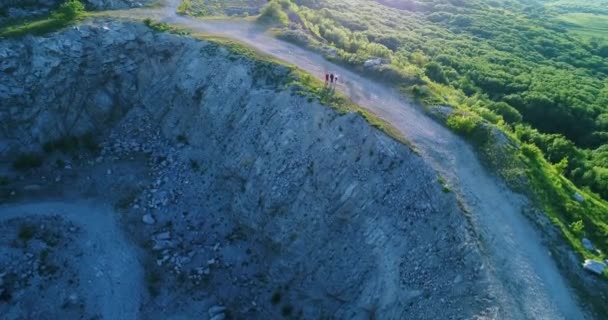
(582, 238, 595, 251)
(582, 259, 606, 275)
(208, 305, 226, 320)
(363, 58, 382, 68)
(208, 305, 226, 316)
(154, 231, 171, 240)
(142, 213, 156, 225)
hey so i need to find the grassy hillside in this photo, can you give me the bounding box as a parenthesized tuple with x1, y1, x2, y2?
(245, 0, 608, 272)
(556, 12, 608, 42)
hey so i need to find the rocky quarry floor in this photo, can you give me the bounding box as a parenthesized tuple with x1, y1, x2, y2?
(0, 19, 583, 319)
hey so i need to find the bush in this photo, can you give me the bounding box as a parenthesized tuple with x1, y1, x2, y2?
(258, 0, 289, 26)
(42, 133, 100, 154)
(489, 101, 522, 124)
(55, 0, 84, 20)
(18, 224, 36, 242)
(520, 143, 544, 160)
(143, 18, 186, 34)
(570, 219, 584, 235)
(13, 153, 43, 171)
(447, 114, 478, 135)
(409, 84, 432, 99)
(425, 62, 449, 84)
(43, 135, 79, 153)
(477, 107, 501, 124)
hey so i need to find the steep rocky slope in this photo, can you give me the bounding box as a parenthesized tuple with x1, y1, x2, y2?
(1, 20, 504, 319)
(0, 0, 153, 20)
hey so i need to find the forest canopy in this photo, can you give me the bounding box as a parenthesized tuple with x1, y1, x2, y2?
(279, 0, 608, 200)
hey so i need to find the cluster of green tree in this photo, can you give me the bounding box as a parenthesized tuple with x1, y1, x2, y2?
(282, 0, 608, 201)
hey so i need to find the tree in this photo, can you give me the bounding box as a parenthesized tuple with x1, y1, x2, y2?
(425, 62, 448, 84)
(597, 44, 608, 58)
(56, 0, 84, 20)
(410, 50, 429, 67)
(489, 101, 522, 123)
(258, 0, 289, 26)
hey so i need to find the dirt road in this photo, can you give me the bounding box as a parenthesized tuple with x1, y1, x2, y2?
(0, 202, 144, 320)
(81, 1, 592, 317)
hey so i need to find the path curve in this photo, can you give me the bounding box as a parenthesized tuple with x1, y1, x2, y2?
(108, 3, 587, 318)
(0, 201, 144, 320)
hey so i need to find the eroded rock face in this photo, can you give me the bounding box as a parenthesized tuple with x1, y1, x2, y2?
(0, 0, 152, 14)
(0, 20, 499, 319)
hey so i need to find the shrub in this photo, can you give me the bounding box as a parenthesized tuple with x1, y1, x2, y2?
(410, 84, 431, 99)
(270, 291, 281, 305)
(43, 135, 79, 153)
(43, 133, 99, 154)
(145, 270, 162, 297)
(554, 157, 569, 175)
(54, 0, 84, 20)
(570, 219, 584, 235)
(143, 19, 188, 34)
(18, 224, 36, 242)
(80, 132, 100, 153)
(281, 304, 294, 316)
(176, 134, 188, 144)
(520, 143, 544, 160)
(477, 107, 501, 124)
(177, 0, 192, 15)
(489, 101, 522, 124)
(425, 62, 449, 84)
(13, 153, 43, 171)
(190, 159, 200, 171)
(258, 0, 289, 26)
(447, 114, 477, 135)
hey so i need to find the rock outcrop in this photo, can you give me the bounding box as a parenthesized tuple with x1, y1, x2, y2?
(0, 20, 501, 319)
(0, 0, 152, 14)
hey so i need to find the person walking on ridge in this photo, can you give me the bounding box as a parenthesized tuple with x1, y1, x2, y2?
(330, 73, 334, 85)
(325, 73, 329, 85)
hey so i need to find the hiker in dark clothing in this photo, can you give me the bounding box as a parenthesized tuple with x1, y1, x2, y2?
(325, 73, 329, 85)
(330, 73, 335, 84)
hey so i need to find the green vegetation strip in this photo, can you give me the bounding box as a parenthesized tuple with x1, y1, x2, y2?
(0, 0, 85, 38)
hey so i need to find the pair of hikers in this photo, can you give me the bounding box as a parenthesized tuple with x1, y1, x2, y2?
(325, 73, 338, 86)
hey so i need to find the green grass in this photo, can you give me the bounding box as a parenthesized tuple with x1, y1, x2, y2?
(143, 18, 190, 35)
(177, 0, 266, 17)
(0, 16, 72, 37)
(557, 12, 608, 41)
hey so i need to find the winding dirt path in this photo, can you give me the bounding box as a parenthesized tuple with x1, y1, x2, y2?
(95, 2, 589, 318)
(0, 201, 144, 320)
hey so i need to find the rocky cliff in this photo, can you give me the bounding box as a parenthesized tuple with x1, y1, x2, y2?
(0, 20, 502, 319)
